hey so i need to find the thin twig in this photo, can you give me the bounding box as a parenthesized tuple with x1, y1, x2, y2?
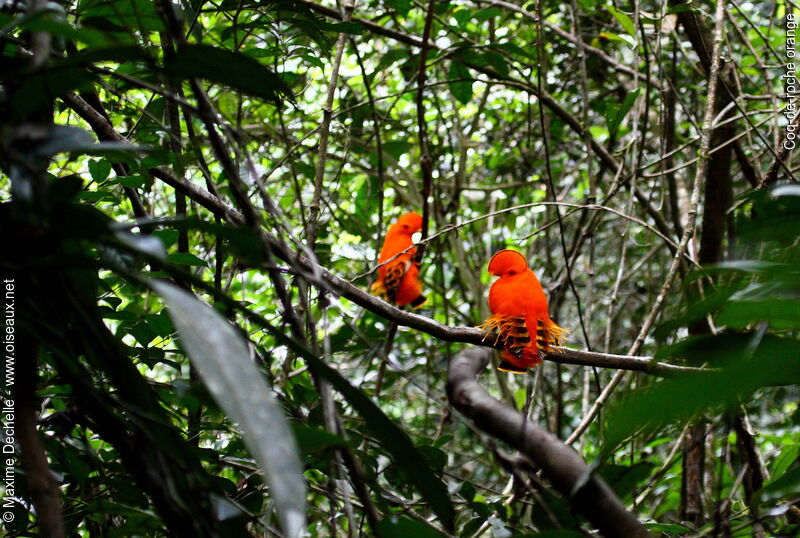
(414, 0, 437, 262)
(308, 0, 356, 249)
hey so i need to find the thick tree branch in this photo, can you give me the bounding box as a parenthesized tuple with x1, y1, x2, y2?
(446, 347, 650, 538)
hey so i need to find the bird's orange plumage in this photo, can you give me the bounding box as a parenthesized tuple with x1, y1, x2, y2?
(479, 249, 566, 373)
(370, 212, 427, 308)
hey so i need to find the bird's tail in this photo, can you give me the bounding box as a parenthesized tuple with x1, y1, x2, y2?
(497, 349, 540, 373)
(536, 317, 568, 352)
(479, 315, 568, 374)
(478, 315, 540, 373)
(369, 279, 389, 301)
(370, 279, 426, 309)
(409, 295, 427, 309)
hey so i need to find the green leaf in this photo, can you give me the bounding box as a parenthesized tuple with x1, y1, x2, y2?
(113, 175, 149, 189)
(377, 515, 446, 538)
(88, 159, 112, 183)
(598, 31, 637, 48)
(375, 49, 409, 74)
(457, 48, 508, 77)
(19, 15, 95, 45)
(604, 88, 640, 138)
(11, 125, 144, 160)
(448, 60, 473, 104)
(150, 281, 306, 538)
(643, 522, 693, 535)
(291, 423, 348, 453)
(606, 4, 636, 37)
(453, 8, 473, 27)
(482, 50, 509, 77)
(596, 462, 654, 501)
(165, 44, 294, 103)
(474, 7, 502, 21)
(496, 41, 535, 60)
(63, 45, 150, 67)
(145, 311, 173, 338)
(50, 175, 84, 203)
(166, 253, 208, 267)
(768, 445, 800, 485)
(152, 230, 179, 250)
(79, 0, 164, 32)
(303, 355, 455, 530)
(382, 140, 413, 160)
(116, 232, 167, 261)
(385, 0, 411, 16)
(717, 299, 800, 329)
(603, 334, 800, 453)
(754, 465, 800, 502)
(460, 517, 484, 537)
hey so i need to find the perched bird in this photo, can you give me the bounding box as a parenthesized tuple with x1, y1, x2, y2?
(479, 249, 567, 373)
(370, 212, 427, 308)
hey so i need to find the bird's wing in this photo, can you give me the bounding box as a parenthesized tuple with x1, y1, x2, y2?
(382, 259, 412, 303)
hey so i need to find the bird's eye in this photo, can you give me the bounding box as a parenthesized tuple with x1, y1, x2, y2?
(508, 270, 516, 275)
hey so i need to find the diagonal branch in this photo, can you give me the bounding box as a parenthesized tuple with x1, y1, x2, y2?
(446, 347, 650, 538)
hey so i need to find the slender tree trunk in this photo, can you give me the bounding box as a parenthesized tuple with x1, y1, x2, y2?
(671, 0, 735, 526)
(681, 421, 707, 526)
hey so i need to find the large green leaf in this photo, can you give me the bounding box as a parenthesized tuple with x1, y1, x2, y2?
(603, 334, 800, 453)
(596, 462, 654, 501)
(768, 445, 800, 485)
(236, 293, 455, 530)
(164, 44, 294, 103)
(9, 67, 93, 116)
(448, 60, 473, 104)
(754, 465, 800, 503)
(150, 281, 306, 538)
(303, 354, 456, 530)
(79, 0, 165, 32)
(604, 88, 640, 138)
(606, 4, 636, 36)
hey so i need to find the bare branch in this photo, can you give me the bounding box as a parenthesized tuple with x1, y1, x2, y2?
(446, 347, 650, 538)
(308, 0, 356, 249)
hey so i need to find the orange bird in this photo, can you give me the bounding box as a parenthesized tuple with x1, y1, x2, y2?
(370, 212, 427, 308)
(479, 249, 567, 373)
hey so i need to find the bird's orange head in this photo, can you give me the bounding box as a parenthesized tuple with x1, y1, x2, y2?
(488, 249, 528, 277)
(391, 212, 423, 235)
